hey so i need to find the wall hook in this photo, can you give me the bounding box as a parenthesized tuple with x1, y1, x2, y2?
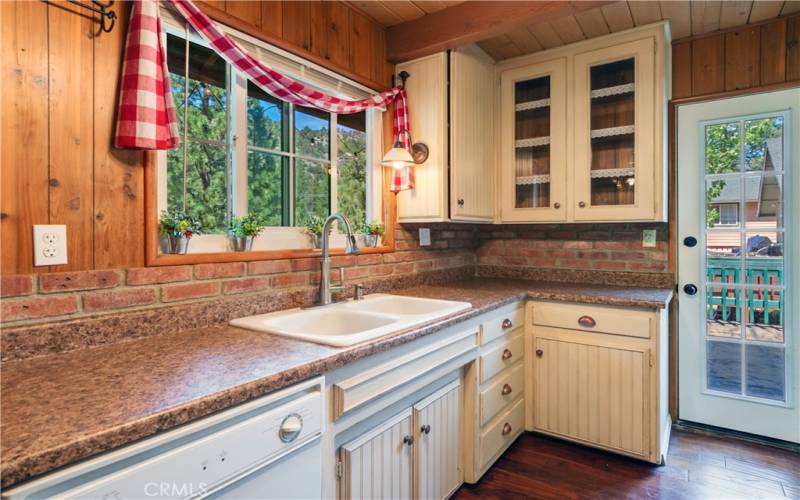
(66, 0, 117, 33)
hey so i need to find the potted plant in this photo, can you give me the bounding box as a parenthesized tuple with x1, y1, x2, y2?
(158, 210, 200, 254)
(303, 215, 329, 249)
(360, 221, 385, 248)
(228, 212, 265, 252)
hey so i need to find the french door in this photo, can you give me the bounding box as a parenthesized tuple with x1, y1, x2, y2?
(677, 89, 799, 443)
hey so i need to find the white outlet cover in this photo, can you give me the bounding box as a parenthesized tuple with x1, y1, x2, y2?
(642, 229, 657, 248)
(33, 225, 68, 266)
(419, 228, 431, 247)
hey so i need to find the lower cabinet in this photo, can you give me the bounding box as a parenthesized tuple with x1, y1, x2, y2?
(339, 380, 461, 500)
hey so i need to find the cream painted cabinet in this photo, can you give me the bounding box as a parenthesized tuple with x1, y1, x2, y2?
(396, 46, 495, 223)
(526, 300, 671, 464)
(497, 23, 669, 223)
(339, 380, 462, 500)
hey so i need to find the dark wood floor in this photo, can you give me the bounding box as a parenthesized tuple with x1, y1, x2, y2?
(454, 429, 800, 499)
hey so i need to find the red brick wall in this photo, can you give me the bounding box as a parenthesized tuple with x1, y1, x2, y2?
(476, 223, 670, 274)
(0, 225, 477, 327)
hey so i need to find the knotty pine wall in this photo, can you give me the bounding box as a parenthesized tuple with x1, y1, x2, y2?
(672, 14, 800, 100)
(0, 0, 394, 274)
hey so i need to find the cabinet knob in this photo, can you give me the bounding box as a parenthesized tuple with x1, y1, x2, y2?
(502, 422, 513, 436)
(578, 315, 596, 328)
(421, 424, 431, 434)
(553, 202, 561, 209)
(578, 201, 586, 208)
(536, 349, 544, 357)
(403, 435, 414, 446)
(501, 383, 513, 395)
(457, 198, 465, 207)
(501, 318, 513, 329)
(502, 348, 513, 360)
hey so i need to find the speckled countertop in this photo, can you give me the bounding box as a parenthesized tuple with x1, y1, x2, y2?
(0, 278, 672, 488)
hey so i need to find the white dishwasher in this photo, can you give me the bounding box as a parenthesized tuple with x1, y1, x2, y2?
(3, 377, 324, 500)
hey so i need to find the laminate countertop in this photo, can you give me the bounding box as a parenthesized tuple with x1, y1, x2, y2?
(0, 278, 672, 488)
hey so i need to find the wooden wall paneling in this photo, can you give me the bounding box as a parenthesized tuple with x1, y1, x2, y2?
(326, 1, 351, 69)
(788, 15, 800, 81)
(691, 34, 725, 96)
(574, 8, 611, 39)
(282, 1, 311, 51)
(371, 24, 388, 86)
(348, 1, 402, 27)
(748, 0, 784, 23)
(719, 1, 753, 30)
(93, 1, 144, 269)
(259, 1, 282, 39)
(528, 23, 563, 50)
(477, 36, 523, 61)
(309, 1, 328, 60)
(671, 41, 692, 99)
(224, 1, 262, 28)
(599, 2, 634, 33)
(505, 27, 543, 55)
(783, 1, 800, 15)
(0, 1, 50, 274)
(760, 18, 787, 86)
(549, 16, 586, 45)
(724, 26, 760, 91)
(350, 10, 373, 79)
(47, 2, 95, 272)
(627, 1, 662, 26)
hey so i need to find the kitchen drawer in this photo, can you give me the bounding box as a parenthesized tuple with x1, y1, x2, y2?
(531, 301, 652, 339)
(480, 303, 524, 345)
(479, 397, 524, 469)
(479, 361, 523, 426)
(479, 332, 523, 384)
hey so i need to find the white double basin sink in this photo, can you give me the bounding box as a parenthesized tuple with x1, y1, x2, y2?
(230, 294, 472, 347)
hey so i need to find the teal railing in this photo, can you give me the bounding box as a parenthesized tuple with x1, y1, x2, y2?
(707, 257, 783, 323)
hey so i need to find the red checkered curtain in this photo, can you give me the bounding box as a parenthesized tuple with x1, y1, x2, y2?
(114, 0, 414, 191)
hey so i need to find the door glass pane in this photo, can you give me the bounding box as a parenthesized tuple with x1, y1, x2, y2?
(705, 121, 740, 174)
(745, 232, 783, 285)
(744, 117, 783, 172)
(744, 288, 784, 343)
(745, 344, 785, 400)
(707, 284, 741, 338)
(706, 177, 740, 229)
(745, 174, 783, 229)
(707, 340, 742, 394)
(514, 76, 551, 208)
(589, 58, 635, 206)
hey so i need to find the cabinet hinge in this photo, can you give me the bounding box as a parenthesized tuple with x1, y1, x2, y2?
(336, 460, 343, 479)
(649, 351, 654, 368)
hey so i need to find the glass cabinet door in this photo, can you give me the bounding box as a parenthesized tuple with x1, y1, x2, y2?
(500, 58, 566, 222)
(573, 38, 656, 221)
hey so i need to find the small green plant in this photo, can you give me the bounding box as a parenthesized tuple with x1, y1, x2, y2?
(229, 212, 266, 238)
(303, 215, 329, 237)
(361, 221, 385, 236)
(158, 210, 201, 239)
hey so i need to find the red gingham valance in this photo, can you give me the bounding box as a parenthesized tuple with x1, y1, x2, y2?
(114, 0, 413, 191)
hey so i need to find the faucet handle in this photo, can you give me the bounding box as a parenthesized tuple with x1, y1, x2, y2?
(354, 284, 365, 300)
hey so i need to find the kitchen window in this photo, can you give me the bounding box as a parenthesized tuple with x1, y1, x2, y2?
(158, 25, 382, 253)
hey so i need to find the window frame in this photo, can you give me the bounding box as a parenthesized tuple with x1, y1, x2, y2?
(717, 203, 740, 226)
(146, 21, 394, 266)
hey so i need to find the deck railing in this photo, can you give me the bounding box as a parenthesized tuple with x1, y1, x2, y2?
(707, 257, 783, 323)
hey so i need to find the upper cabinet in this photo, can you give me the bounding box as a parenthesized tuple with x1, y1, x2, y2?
(396, 46, 495, 223)
(498, 23, 669, 224)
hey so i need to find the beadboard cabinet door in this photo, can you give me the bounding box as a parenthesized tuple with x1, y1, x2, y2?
(396, 53, 448, 223)
(340, 409, 414, 500)
(450, 45, 495, 223)
(414, 380, 462, 500)
(532, 335, 650, 458)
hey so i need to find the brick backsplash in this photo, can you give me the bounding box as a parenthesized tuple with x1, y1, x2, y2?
(0, 225, 478, 327)
(475, 223, 670, 274)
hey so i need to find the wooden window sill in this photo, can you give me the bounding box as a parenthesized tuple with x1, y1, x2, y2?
(146, 245, 394, 266)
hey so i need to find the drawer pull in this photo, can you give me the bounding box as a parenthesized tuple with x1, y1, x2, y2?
(403, 435, 414, 446)
(501, 348, 513, 361)
(578, 315, 597, 328)
(421, 424, 431, 435)
(501, 384, 513, 395)
(502, 422, 512, 435)
(501, 318, 513, 329)
(535, 349, 543, 357)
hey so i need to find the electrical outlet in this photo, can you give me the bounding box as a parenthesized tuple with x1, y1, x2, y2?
(419, 228, 431, 247)
(33, 225, 68, 266)
(642, 229, 657, 248)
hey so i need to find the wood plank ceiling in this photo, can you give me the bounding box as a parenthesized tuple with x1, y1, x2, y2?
(464, 0, 800, 61)
(345, 1, 465, 26)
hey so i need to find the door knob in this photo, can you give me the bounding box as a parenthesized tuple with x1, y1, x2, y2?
(683, 236, 697, 247)
(683, 284, 698, 295)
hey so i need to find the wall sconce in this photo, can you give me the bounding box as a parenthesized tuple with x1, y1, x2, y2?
(381, 71, 429, 169)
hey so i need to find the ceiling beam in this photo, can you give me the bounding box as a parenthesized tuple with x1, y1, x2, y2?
(386, 0, 617, 62)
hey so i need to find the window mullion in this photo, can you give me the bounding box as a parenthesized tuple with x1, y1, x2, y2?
(231, 72, 248, 217)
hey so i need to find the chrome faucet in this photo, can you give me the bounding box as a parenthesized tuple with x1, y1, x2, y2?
(318, 213, 359, 305)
